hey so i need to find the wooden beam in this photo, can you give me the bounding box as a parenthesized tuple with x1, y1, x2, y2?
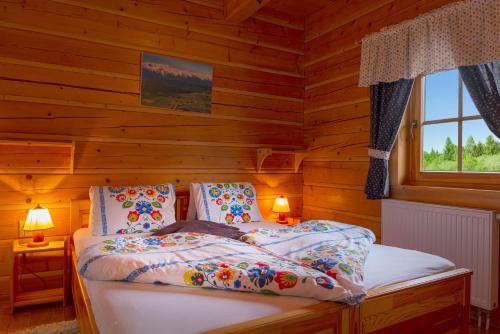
(224, 0, 271, 23)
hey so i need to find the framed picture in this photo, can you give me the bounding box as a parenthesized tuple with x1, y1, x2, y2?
(140, 52, 213, 113)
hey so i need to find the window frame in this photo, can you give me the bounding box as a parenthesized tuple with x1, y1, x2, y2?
(409, 75, 500, 189)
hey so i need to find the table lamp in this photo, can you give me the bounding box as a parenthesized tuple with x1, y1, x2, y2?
(272, 195, 290, 224)
(24, 205, 54, 247)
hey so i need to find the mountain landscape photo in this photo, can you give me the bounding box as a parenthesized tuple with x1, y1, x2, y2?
(141, 53, 213, 113)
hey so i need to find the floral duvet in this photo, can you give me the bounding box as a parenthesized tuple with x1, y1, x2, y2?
(79, 233, 357, 303)
(78, 221, 375, 304)
(242, 220, 376, 304)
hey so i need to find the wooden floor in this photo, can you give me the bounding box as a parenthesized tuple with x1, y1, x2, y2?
(0, 302, 75, 334)
(0, 301, 498, 333)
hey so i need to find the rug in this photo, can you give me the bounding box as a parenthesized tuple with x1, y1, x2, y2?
(12, 320, 79, 334)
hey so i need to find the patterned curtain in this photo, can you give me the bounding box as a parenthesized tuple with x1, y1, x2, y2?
(459, 61, 500, 138)
(359, 0, 499, 87)
(364, 79, 414, 200)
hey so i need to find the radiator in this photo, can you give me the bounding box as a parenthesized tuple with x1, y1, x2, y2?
(382, 199, 499, 310)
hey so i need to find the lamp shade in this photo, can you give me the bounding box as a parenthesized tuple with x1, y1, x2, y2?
(272, 196, 290, 213)
(24, 205, 54, 231)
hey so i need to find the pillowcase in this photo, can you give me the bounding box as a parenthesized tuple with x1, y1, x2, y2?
(152, 220, 245, 240)
(89, 184, 176, 236)
(190, 183, 262, 225)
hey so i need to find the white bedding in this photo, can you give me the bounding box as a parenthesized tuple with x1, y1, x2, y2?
(73, 222, 454, 334)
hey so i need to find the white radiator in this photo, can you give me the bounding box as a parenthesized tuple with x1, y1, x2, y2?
(382, 199, 499, 310)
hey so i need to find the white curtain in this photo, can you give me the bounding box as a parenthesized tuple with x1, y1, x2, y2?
(359, 0, 500, 87)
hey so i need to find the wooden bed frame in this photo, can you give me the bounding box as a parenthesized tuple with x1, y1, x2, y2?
(70, 196, 472, 334)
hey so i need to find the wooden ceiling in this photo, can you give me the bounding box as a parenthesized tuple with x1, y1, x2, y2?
(195, 0, 336, 25)
(265, 0, 337, 18)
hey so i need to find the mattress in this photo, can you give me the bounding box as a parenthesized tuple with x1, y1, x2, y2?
(73, 222, 455, 334)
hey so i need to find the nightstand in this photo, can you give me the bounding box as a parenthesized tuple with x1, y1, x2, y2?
(9, 238, 68, 314)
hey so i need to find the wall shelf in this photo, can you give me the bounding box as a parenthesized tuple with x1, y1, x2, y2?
(0, 140, 75, 174)
(256, 148, 308, 173)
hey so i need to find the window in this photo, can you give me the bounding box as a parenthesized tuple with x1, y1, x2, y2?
(412, 69, 500, 177)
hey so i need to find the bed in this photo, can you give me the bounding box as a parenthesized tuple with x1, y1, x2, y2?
(70, 194, 471, 334)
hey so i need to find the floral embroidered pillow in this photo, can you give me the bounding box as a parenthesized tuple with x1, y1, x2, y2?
(191, 183, 262, 225)
(89, 184, 176, 236)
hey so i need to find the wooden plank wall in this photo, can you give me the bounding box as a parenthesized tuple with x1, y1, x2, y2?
(0, 0, 305, 300)
(302, 0, 461, 241)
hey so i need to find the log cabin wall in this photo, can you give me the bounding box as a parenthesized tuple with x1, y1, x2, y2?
(302, 0, 461, 241)
(0, 0, 305, 300)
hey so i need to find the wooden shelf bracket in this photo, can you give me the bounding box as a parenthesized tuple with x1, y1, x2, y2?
(293, 151, 308, 173)
(256, 148, 308, 173)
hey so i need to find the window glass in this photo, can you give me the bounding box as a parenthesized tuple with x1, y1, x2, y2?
(424, 70, 458, 121)
(463, 84, 480, 117)
(422, 122, 458, 171)
(419, 69, 500, 174)
(462, 120, 500, 172)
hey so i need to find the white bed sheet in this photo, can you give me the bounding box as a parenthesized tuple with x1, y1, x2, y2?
(73, 221, 454, 334)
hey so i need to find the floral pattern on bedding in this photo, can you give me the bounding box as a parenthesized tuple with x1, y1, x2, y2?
(183, 261, 305, 292)
(78, 233, 358, 303)
(109, 185, 173, 234)
(96, 233, 204, 254)
(199, 183, 261, 225)
(89, 184, 176, 236)
(241, 220, 376, 303)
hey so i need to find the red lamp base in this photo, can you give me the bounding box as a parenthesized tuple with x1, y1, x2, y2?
(276, 213, 287, 224)
(27, 231, 49, 248)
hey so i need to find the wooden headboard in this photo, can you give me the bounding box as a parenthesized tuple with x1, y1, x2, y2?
(70, 191, 189, 235)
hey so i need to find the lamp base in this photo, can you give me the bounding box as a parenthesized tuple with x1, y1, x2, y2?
(276, 213, 288, 225)
(27, 231, 48, 248)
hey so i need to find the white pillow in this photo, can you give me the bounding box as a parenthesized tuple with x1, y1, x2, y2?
(89, 184, 176, 236)
(190, 183, 262, 225)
